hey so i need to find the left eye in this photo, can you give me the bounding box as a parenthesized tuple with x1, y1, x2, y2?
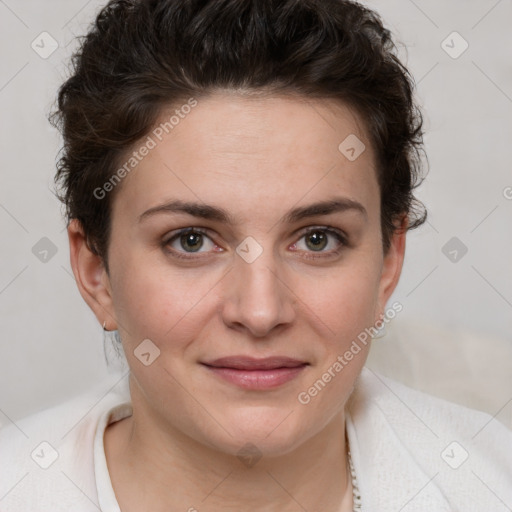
(292, 228, 346, 254)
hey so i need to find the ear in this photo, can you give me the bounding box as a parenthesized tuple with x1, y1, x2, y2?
(68, 219, 117, 330)
(374, 215, 407, 322)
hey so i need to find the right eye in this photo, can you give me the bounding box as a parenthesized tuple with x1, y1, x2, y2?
(163, 228, 222, 259)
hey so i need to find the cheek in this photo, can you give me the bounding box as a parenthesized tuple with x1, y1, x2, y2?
(109, 253, 221, 348)
(292, 266, 380, 413)
(295, 260, 382, 342)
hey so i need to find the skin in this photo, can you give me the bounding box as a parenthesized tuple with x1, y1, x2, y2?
(68, 92, 406, 512)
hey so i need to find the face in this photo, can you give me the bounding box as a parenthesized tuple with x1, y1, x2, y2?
(71, 92, 405, 457)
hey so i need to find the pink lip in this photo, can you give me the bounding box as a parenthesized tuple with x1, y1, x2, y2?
(204, 356, 307, 370)
(201, 356, 308, 390)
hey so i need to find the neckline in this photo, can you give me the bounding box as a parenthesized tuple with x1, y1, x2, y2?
(93, 400, 133, 512)
(94, 404, 361, 511)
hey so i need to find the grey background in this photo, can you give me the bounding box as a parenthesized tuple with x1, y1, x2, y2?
(0, 0, 511, 423)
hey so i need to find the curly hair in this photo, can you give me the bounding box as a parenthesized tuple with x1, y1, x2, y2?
(50, 0, 427, 269)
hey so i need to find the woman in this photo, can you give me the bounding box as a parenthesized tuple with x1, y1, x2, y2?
(1, 0, 511, 510)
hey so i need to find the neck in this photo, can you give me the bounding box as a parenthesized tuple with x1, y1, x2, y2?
(104, 379, 354, 512)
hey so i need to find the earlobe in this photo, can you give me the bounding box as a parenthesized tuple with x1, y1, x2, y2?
(67, 219, 117, 330)
(375, 216, 407, 321)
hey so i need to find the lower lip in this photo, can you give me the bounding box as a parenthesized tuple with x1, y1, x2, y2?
(202, 364, 307, 390)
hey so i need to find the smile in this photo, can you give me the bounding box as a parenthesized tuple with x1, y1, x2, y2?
(201, 356, 309, 390)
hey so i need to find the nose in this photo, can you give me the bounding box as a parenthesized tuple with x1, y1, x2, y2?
(221, 248, 296, 338)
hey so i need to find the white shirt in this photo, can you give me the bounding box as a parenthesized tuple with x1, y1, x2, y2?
(1, 367, 511, 511)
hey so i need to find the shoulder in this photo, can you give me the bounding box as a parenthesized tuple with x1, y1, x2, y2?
(348, 367, 512, 507)
(353, 366, 512, 457)
(356, 366, 508, 425)
(0, 373, 130, 512)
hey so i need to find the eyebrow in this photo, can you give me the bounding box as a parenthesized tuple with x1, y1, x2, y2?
(138, 197, 368, 224)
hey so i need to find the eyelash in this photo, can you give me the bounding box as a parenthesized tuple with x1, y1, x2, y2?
(162, 226, 348, 261)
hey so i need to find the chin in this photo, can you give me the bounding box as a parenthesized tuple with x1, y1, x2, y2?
(203, 407, 311, 458)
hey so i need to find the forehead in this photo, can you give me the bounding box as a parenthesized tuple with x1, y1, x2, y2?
(111, 92, 379, 223)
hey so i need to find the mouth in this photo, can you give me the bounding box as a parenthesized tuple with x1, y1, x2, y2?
(201, 356, 309, 390)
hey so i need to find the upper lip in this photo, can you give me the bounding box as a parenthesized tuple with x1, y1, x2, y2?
(202, 356, 308, 370)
